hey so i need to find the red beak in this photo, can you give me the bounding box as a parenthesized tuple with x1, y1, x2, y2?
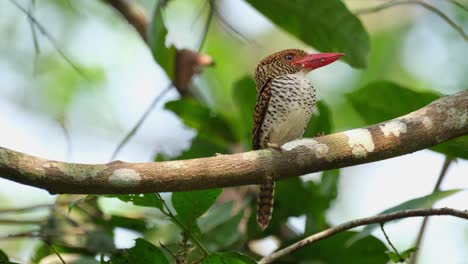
(293, 52, 344, 70)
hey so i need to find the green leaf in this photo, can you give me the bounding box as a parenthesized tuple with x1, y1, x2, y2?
(172, 189, 223, 230)
(105, 238, 169, 264)
(386, 247, 418, 263)
(0, 249, 9, 262)
(245, 0, 370, 68)
(203, 210, 245, 251)
(232, 76, 257, 146)
(148, 2, 177, 80)
(165, 98, 236, 144)
(303, 100, 333, 137)
(109, 193, 164, 210)
(349, 189, 462, 244)
(202, 251, 256, 264)
(305, 169, 340, 233)
(247, 172, 340, 237)
(347, 81, 468, 159)
(108, 215, 148, 233)
(347, 81, 440, 124)
(291, 231, 387, 264)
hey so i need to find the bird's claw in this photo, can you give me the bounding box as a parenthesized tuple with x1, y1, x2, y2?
(266, 143, 285, 152)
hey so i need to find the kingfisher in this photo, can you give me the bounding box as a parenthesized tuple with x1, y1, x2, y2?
(253, 49, 343, 230)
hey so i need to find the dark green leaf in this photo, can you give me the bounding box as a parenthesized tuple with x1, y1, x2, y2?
(0, 249, 9, 262)
(108, 215, 148, 233)
(347, 81, 440, 124)
(347, 81, 468, 159)
(305, 169, 340, 234)
(148, 2, 176, 80)
(105, 238, 169, 264)
(165, 98, 236, 144)
(232, 76, 257, 146)
(303, 100, 334, 137)
(248, 173, 339, 237)
(245, 0, 370, 68)
(172, 189, 223, 230)
(109, 193, 164, 210)
(202, 251, 256, 264)
(86, 230, 115, 253)
(291, 231, 387, 264)
(349, 189, 461, 244)
(386, 251, 402, 263)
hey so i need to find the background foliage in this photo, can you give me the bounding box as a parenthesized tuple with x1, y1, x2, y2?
(0, 0, 467, 263)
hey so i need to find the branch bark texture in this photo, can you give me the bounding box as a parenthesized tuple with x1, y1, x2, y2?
(0, 91, 466, 194)
(258, 207, 468, 264)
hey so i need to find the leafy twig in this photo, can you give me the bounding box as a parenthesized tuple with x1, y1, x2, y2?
(259, 208, 468, 264)
(409, 156, 453, 264)
(355, 0, 468, 41)
(380, 223, 404, 262)
(155, 193, 209, 257)
(110, 83, 173, 160)
(9, 0, 89, 79)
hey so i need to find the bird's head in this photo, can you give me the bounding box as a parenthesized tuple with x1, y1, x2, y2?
(255, 49, 344, 91)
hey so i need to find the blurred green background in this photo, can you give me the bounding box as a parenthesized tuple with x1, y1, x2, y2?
(0, 0, 467, 263)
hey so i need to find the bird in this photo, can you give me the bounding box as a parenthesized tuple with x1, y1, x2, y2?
(253, 49, 343, 230)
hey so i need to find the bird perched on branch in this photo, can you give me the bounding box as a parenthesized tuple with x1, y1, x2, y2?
(253, 49, 343, 230)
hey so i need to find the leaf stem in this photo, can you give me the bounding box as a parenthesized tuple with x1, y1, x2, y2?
(409, 156, 453, 264)
(355, 0, 468, 41)
(380, 223, 404, 262)
(110, 83, 173, 160)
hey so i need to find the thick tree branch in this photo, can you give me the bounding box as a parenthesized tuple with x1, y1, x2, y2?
(0, 91, 466, 194)
(258, 207, 468, 264)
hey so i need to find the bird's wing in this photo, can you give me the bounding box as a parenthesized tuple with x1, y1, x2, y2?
(252, 78, 272, 150)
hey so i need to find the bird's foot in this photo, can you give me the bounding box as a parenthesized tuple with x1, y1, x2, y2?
(266, 143, 285, 152)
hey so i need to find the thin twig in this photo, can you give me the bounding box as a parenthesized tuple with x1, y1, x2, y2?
(447, 0, 468, 13)
(259, 208, 468, 264)
(380, 223, 404, 262)
(9, 0, 89, 79)
(110, 83, 173, 160)
(409, 156, 453, 264)
(355, 0, 468, 41)
(28, 0, 40, 75)
(43, 239, 67, 264)
(212, 3, 257, 45)
(197, 0, 214, 52)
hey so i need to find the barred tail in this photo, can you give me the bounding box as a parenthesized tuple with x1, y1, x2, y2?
(257, 177, 275, 231)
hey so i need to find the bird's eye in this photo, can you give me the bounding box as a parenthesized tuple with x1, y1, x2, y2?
(285, 54, 294, 61)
